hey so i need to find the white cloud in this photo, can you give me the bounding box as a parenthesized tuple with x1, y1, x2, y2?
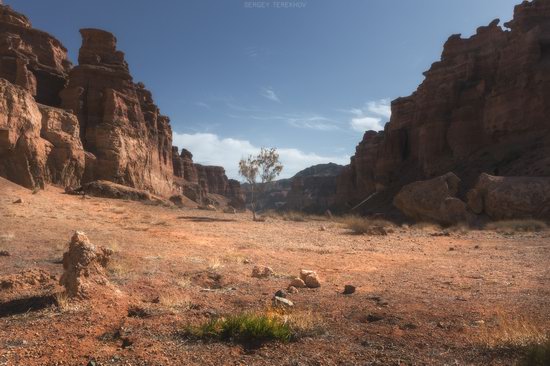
(367, 99, 391, 119)
(350, 116, 384, 132)
(172, 132, 349, 180)
(261, 87, 280, 102)
(227, 112, 340, 131)
(345, 98, 391, 133)
(195, 102, 211, 109)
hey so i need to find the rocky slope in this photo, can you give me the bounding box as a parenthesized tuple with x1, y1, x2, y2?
(336, 0, 550, 216)
(0, 4, 242, 204)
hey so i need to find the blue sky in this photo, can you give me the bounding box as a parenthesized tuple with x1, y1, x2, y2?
(8, 0, 520, 179)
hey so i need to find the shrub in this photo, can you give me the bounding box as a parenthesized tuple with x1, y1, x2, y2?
(485, 220, 548, 233)
(340, 216, 392, 235)
(521, 341, 550, 366)
(182, 312, 293, 345)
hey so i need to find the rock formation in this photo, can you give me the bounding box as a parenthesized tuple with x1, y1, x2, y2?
(393, 172, 471, 225)
(467, 173, 550, 220)
(172, 146, 245, 210)
(0, 78, 85, 188)
(61, 29, 174, 196)
(0, 4, 241, 205)
(0, 5, 71, 106)
(337, 1, 550, 217)
(60, 231, 112, 298)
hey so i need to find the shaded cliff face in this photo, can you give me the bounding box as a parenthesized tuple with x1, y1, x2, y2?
(61, 29, 174, 196)
(337, 0, 550, 211)
(0, 6, 71, 107)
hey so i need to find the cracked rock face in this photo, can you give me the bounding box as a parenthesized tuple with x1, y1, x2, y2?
(60, 231, 113, 298)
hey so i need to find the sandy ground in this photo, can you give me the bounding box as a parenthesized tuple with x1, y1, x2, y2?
(0, 177, 549, 366)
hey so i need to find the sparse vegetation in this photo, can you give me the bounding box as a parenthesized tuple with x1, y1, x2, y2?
(485, 220, 548, 233)
(181, 309, 324, 345)
(182, 312, 293, 344)
(476, 312, 548, 349)
(340, 216, 393, 235)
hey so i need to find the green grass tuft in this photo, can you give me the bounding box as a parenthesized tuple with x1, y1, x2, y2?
(182, 313, 293, 345)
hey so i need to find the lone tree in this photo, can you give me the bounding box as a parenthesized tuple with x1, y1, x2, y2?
(239, 147, 283, 221)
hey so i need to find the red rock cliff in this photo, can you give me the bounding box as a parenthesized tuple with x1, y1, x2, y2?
(61, 29, 174, 196)
(0, 5, 71, 106)
(337, 1, 550, 211)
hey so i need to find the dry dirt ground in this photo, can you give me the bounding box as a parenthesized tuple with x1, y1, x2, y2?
(0, 177, 549, 366)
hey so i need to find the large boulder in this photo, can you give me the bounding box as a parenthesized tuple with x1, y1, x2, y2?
(467, 173, 550, 220)
(393, 172, 470, 225)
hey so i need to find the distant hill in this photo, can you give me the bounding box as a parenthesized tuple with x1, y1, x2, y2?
(242, 163, 345, 212)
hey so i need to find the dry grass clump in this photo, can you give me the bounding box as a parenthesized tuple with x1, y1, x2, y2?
(476, 312, 548, 349)
(485, 220, 547, 233)
(339, 216, 393, 235)
(158, 290, 191, 310)
(181, 308, 324, 345)
(262, 210, 325, 223)
(54, 292, 80, 313)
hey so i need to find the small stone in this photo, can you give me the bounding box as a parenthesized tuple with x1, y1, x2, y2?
(13, 198, 23, 204)
(275, 289, 287, 298)
(87, 361, 97, 366)
(272, 296, 294, 308)
(251, 265, 274, 278)
(287, 286, 298, 294)
(0, 250, 10, 257)
(300, 269, 321, 288)
(474, 245, 480, 249)
(449, 247, 455, 251)
(343, 285, 356, 295)
(319, 226, 327, 231)
(289, 277, 306, 288)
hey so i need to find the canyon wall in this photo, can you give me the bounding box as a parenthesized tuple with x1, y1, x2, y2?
(0, 4, 242, 204)
(0, 6, 84, 189)
(172, 147, 245, 209)
(337, 0, 550, 213)
(61, 29, 174, 196)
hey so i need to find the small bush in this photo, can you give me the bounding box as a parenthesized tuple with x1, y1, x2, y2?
(340, 216, 392, 235)
(485, 220, 548, 233)
(182, 313, 293, 345)
(521, 341, 550, 366)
